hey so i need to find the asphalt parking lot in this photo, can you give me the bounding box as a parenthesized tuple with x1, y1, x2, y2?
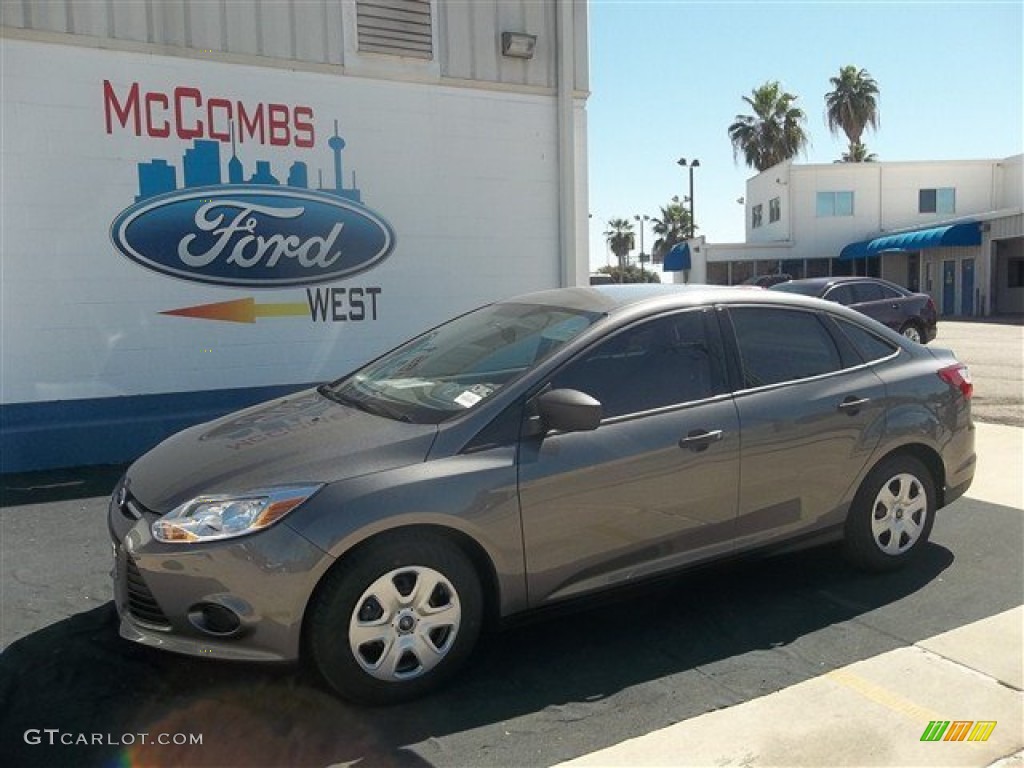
(1, 316, 1020, 767)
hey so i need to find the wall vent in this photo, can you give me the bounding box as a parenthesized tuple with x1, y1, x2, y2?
(356, 0, 433, 59)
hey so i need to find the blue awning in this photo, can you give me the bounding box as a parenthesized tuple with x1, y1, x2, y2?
(839, 222, 981, 261)
(663, 242, 691, 271)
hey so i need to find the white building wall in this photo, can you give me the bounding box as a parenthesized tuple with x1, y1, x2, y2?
(877, 161, 998, 231)
(0, 0, 589, 93)
(698, 155, 1023, 311)
(744, 159, 1012, 261)
(0, 37, 568, 405)
(745, 162, 792, 243)
(995, 155, 1023, 209)
(0, 1, 590, 471)
(788, 163, 881, 259)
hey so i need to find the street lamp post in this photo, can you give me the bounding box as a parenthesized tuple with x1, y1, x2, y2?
(634, 213, 649, 280)
(677, 158, 700, 238)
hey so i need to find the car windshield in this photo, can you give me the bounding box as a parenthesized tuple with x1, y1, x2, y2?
(770, 281, 822, 296)
(321, 302, 604, 424)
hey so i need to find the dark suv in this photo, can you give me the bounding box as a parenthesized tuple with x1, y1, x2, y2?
(771, 277, 937, 343)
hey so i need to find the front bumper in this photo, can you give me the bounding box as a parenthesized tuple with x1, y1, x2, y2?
(108, 486, 332, 662)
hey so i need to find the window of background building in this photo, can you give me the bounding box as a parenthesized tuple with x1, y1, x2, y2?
(816, 191, 854, 217)
(769, 197, 781, 223)
(752, 204, 763, 229)
(731, 262, 755, 284)
(1010, 259, 1024, 288)
(707, 262, 729, 285)
(919, 187, 956, 215)
(907, 253, 920, 291)
(806, 258, 831, 277)
(781, 259, 805, 279)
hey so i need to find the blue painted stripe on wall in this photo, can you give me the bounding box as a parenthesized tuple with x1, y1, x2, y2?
(1, 383, 313, 474)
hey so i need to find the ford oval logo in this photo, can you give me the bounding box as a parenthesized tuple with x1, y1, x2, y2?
(110, 186, 395, 288)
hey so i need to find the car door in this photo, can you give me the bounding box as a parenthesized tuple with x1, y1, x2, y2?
(517, 308, 741, 606)
(723, 305, 888, 549)
(852, 281, 906, 331)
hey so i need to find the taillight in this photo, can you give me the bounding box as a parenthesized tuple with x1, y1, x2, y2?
(937, 363, 973, 399)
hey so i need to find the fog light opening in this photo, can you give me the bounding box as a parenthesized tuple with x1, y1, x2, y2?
(188, 603, 243, 637)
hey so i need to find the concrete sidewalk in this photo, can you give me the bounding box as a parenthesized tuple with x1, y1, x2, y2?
(555, 422, 1024, 768)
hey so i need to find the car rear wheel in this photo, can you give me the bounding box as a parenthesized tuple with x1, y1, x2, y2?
(307, 532, 483, 704)
(843, 455, 936, 572)
(900, 322, 923, 344)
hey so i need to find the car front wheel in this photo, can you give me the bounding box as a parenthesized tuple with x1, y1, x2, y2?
(843, 455, 936, 572)
(307, 532, 483, 704)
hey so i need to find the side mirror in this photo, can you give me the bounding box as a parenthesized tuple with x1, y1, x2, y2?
(536, 388, 603, 433)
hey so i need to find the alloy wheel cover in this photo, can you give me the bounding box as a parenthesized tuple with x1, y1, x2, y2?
(348, 566, 462, 682)
(870, 472, 928, 555)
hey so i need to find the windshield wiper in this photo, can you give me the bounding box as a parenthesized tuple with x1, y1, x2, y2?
(317, 384, 414, 422)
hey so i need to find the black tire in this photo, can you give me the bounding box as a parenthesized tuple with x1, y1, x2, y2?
(843, 455, 936, 572)
(307, 532, 483, 705)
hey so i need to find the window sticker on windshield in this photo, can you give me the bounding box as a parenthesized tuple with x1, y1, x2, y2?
(384, 378, 429, 390)
(454, 391, 482, 408)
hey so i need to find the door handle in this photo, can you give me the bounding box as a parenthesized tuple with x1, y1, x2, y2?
(838, 396, 871, 414)
(679, 429, 724, 452)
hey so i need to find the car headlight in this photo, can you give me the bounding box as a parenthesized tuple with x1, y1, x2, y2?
(151, 484, 323, 544)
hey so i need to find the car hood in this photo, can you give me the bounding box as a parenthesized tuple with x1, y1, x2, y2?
(125, 388, 438, 513)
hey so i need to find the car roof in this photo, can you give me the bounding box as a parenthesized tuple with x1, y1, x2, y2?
(501, 283, 828, 315)
(781, 276, 898, 289)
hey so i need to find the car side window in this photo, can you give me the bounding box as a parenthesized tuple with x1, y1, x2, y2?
(877, 284, 902, 300)
(834, 317, 898, 363)
(851, 282, 884, 303)
(729, 307, 842, 388)
(824, 285, 855, 305)
(549, 311, 714, 418)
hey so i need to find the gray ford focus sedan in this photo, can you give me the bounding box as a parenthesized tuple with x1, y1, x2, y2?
(109, 285, 975, 703)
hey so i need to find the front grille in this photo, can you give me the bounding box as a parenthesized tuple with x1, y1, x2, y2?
(125, 556, 171, 628)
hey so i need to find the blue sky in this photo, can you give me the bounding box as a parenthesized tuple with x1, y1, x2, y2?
(586, 0, 1024, 270)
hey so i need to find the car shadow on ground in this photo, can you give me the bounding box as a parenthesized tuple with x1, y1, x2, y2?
(0, 541, 955, 768)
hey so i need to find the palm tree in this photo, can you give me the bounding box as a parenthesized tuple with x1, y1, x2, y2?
(603, 218, 635, 272)
(838, 142, 878, 163)
(825, 66, 880, 162)
(651, 196, 691, 264)
(598, 264, 661, 284)
(728, 81, 809, 172)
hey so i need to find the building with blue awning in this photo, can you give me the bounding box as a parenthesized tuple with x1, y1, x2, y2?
(838, 222, 983, 261)
(673, 155, 1022, 317)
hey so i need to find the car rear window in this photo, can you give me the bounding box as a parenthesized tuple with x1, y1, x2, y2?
(770, 281, 822, 297)
(834, 317, 899, 363)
